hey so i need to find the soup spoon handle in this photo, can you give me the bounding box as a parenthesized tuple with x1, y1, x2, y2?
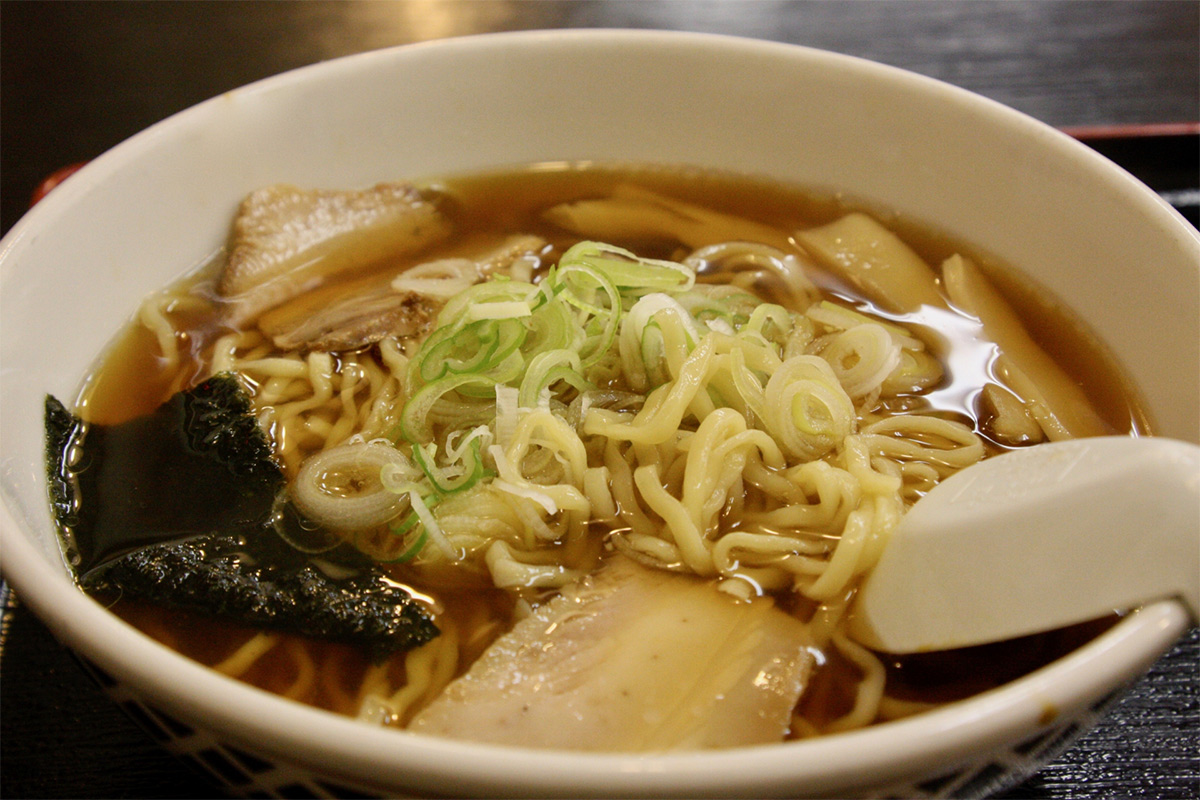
(847, 436, 1200, 653)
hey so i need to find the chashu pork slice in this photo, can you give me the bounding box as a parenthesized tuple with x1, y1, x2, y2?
(257, 273, 436, 352)
(409, 556, 815, 752)
(218, 183, 450, 326)
(257, 234, 549, 352)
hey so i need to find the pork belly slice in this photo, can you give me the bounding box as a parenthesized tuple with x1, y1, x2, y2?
(218, 183, 450, 326)
(258, 272, 436, 352)
(409, 557, 815, 752)
(257, 234, 549, 352)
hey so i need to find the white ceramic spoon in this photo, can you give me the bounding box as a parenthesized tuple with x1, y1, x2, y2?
(847, 436, 1200, 653)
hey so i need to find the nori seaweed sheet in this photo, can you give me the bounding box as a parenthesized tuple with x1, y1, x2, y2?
(46, 374, 285, 573)
(44, 392, 84, 533)
(45, 374, 439, 658)
(82, 532, 438, 660)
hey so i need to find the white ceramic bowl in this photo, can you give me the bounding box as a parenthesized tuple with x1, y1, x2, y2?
(1, 30, 1196, 799)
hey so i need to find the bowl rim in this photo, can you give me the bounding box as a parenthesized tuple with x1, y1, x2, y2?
(1, 28, 1196, 797)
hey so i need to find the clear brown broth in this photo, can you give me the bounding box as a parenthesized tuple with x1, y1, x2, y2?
(81, 163, 1145, 734)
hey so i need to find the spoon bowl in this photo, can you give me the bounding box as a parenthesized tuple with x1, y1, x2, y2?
(849, 436, 1200, 654)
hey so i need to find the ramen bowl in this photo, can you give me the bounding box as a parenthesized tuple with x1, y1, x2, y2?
(0, 30, 1196, 799)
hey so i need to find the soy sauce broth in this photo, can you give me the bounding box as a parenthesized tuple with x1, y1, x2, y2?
(69, 163, 1150, 734)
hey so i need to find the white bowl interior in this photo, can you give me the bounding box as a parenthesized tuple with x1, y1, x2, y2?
(1, 30, 1197, 797)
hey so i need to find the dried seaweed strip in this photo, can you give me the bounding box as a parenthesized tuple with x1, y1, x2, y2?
(45, 375, 439, 658)
(46, 374, 285, 574)
(45, 394, 84, 533)
(83, 533, 438, 659)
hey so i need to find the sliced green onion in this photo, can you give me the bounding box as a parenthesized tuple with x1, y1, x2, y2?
(393, 529, 429, 563)
(436, 279, 541, 328)
(408, 489, 458, 560)
(379, 491, 445, 563)
(400, 373, 498, 444)
(412, 435, 489, 496)
(518, 349, 591, 408)
(290, 442, 411, 532)
(559, 241, 695, 293)
(746, 303, 793, 342)
(365, 522, 429, 563)
(457, 349, 525, 396)
(677, 291, 737, 328)
(620, 293, 701, 390)
(416, 318, 528, 383)
(552, 262, 623, 367)
(467, 300, 533, 320)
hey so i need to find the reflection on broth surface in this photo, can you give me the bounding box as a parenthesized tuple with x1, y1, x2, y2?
(54, 164, 1146, 750)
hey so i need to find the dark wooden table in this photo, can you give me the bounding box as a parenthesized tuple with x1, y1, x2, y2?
(2, 2, 1197, 798)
